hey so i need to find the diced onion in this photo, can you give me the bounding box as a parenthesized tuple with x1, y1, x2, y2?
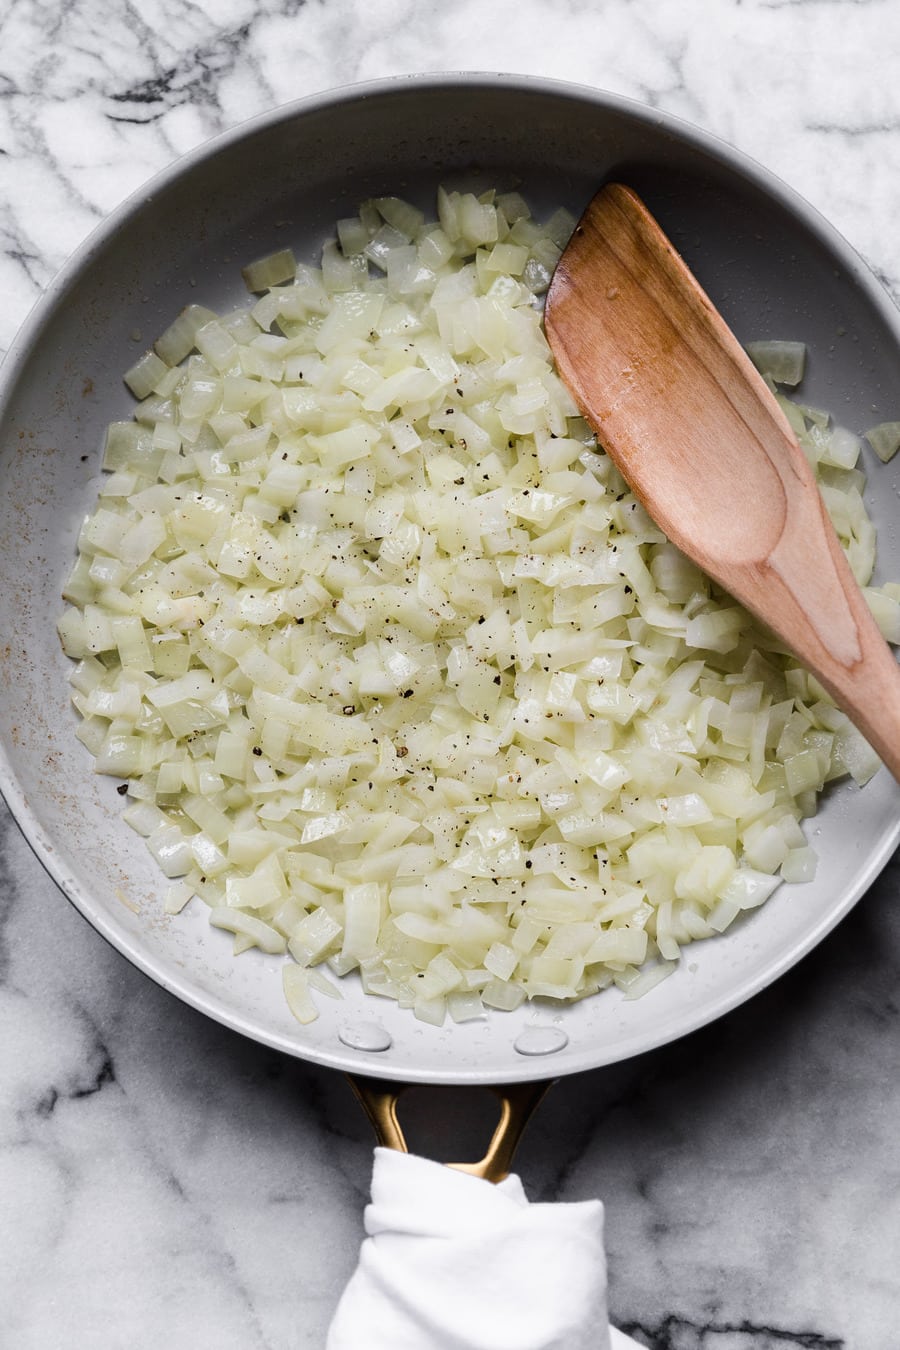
(745, 339, 807, 388)
(865, 421, 900, 463)
(58, 186, 897, 1024)
(242, 248, 298, 293)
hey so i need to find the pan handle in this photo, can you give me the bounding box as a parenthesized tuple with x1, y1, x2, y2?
(345, 1075, 554, 1184)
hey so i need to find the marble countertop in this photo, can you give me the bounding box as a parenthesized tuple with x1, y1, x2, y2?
(3, 2, 900, 1347)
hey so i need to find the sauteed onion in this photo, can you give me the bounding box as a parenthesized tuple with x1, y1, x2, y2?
(57, 188, 896, 1026)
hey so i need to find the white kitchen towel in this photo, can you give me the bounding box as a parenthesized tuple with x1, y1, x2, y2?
(326, 1148, 642, 1350)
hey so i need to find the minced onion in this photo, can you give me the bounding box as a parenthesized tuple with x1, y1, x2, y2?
(58, 187, 898, 1028)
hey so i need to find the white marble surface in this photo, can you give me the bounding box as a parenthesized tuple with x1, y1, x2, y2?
(3, 2, 900, 1347)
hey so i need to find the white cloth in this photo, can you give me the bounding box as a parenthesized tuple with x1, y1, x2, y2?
(326, 1148, 642, 1350)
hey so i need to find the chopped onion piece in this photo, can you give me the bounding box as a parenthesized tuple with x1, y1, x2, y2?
(242, 248, 297, 292)
(209, 907, 286, 954)
(745, 340, 807, 387)
(124, 350, 170, 400)
(283, 964, 319, 1023)
(865, 421, 900, 463)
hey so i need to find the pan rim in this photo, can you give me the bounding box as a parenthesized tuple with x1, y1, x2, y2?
(2, 70, 899, 1084)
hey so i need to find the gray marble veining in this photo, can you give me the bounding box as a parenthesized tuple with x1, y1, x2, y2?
(3, 1, 900, 1347)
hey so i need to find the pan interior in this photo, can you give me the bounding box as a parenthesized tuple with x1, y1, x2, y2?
(1, 76, 898, 1084)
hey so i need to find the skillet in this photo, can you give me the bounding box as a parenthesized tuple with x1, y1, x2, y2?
(1, 77, 899, 1160)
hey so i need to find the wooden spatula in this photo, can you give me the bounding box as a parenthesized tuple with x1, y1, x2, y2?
(544, 182, 900, 783)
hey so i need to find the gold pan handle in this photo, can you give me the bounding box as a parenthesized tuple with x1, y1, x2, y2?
(346, 1075, 554, 1184)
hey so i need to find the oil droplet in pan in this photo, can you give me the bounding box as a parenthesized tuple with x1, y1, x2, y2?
(513, 1026, 569, 1056)
(339, 1022, 394, 1053)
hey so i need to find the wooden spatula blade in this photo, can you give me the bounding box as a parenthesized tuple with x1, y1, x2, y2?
(545, 182, 900, 781)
